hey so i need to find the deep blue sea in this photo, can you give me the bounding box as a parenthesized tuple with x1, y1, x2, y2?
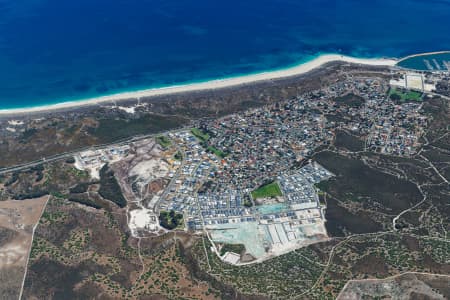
(1, 0, 450, 109)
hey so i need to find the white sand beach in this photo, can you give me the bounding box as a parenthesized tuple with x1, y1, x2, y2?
(0, 54, 397, 116)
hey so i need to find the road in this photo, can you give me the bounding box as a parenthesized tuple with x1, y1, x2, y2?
(0, 127, 190, 176)
(18, 195, 50, 300)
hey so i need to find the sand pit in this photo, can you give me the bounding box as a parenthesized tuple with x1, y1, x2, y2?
(129, 208, 158, 236)
(129, 159, 169, 180)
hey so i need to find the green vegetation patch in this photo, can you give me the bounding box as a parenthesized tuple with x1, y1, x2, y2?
(173, 151, 183, 161)
(207, 146, 227, 158)
(334, 130, 365, 152)
(191, 128, 210, 142)
(193, 238, 324, 299)
(251, 181, 282, 199)
(68, 195, 102, 209)
(243, 197, 253, 207)
(4, 172, 19, 186)
(156, 135, 171, 148)
(335, 93, 365, 108)
(314, 181, 330, 193)
(19, 128, 38, 142)
(98, 165, 127, 208)
(220, 244, 245, 256)
(389, 87, 422, 103)
(159, 210, 183, 230)
(65, 157, 75, 164)
(191, 128, 228, 158)
(69, 182, 89, 194)
(90, 114, 188, 143)
(314, 151, 422, 214)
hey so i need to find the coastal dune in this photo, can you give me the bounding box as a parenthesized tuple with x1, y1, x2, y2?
(0, 54, 397, 116)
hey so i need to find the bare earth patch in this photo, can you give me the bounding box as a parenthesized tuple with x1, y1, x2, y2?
(0, 196, 48, 299)
(338, 272, 450, 300)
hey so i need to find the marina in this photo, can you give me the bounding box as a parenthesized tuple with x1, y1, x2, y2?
(397, 51, 450, 72)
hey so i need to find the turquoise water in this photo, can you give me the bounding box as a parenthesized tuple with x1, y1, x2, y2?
(1, 0, 450, 109)
(257, 203, 289, 214)
(397, 52, 450, 71)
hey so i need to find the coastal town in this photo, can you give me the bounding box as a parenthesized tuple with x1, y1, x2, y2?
(0, 0, 449, 296)
(0, 53, 449, 299)
(67, 64, 442, 264)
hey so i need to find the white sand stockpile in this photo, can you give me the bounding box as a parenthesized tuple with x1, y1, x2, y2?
(129, 208, 158, 236)
(130, 160, 169, 180)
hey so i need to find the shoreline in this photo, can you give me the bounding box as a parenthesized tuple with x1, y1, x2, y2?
(0, 54, 397, 116)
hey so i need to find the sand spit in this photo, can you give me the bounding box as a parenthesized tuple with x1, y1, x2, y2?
(0, 54, 397, 116)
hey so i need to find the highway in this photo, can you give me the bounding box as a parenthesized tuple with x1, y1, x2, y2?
(0, 127, 190, 176)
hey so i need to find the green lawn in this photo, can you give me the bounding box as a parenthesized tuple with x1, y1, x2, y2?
(251, 181, 283, 199)
(389, 88, 422, 102)
(191, 128, 210, 142)
(191, 128, 229, 158)
(156, 135, 171, 148)
(207, 145, 227, 158)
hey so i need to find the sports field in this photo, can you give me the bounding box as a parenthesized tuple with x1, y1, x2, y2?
(251, 182, 283, 199)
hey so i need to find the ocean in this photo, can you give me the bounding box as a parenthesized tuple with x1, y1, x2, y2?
(0, 0, 449, 109)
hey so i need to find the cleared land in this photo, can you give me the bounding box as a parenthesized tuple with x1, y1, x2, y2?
(0, 196, 48, 300)
(338, 272, 450, 299)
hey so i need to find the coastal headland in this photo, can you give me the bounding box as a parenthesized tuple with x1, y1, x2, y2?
(0, 54, 397, 116)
